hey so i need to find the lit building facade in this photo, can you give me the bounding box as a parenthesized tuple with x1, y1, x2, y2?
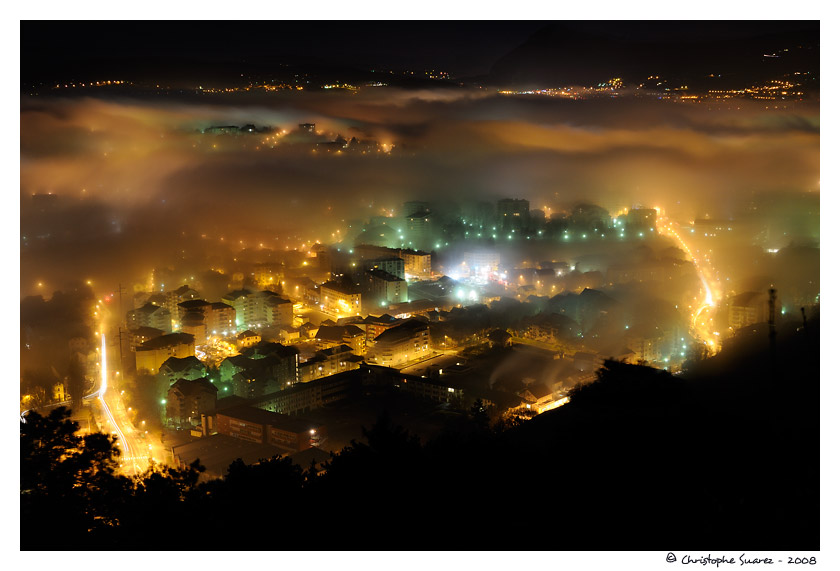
(207, 302, 237, 337)
(399, 249, 431, 280)
(728, 291, 771, 330)
(367, 269, 409, 307)
(127, 303, 172, 333)
(135, 333, 196, 374)
(320, 281, 362, 317)
(369, 319, 431, 368)
(166, 377, 218, 428)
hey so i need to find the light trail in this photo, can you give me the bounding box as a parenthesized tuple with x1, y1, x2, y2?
(97, 332, 130, 456)
(97, 330, 153, 475)
(23, 298, 158, 473)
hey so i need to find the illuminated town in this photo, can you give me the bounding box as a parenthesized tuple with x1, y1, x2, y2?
(20, 19, 820, 555)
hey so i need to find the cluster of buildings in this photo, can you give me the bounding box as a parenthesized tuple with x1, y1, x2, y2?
(309, 245, 433, 316)
(122, 193, 805, 480)
(165, 350, 586, 478)
(128, 285, 295, 374)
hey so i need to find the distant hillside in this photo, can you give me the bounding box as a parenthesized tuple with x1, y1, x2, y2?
(483, 23, 819, 90)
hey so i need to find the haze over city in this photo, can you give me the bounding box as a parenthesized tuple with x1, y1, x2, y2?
(18, 14, 822, 562)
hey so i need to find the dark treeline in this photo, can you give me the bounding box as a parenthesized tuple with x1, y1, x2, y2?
(21, 318, 818, 550)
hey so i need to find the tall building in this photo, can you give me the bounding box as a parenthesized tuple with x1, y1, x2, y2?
(222, 343, 301, 397)
(177, 299, 212, 328)
(222, 289, 258, 329)
(405, 209, 433, 250)
(179, 311, 207, 345)
(207, 302, 237, 337)
(353, 245, 431, 280)
(728, 291, 771, 330)
(164, 285, 201, 318)
(222, 289, 294, 331)
(166, 378, 218, 428)
(364, 257, 405, 280)
(402, 201, 430, 219)
(399, 249, 432, 280)
(127, 303, 172, 333)
(366, 269, 409, 308)
(264, 295, 293, 328)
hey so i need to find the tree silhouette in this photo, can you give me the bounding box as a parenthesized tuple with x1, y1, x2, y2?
(470, 398, 490, 431)
(19, 319, 818, 550)
(21, 407, 129, 546)
(66, 352, 87, 409)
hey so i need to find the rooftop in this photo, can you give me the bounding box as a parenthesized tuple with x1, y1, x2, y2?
(321, 281, 360, 296)
(218, 405, 321, 433)
(170, 377, 218, 396)
(731, 291, 763, 307)
(161, 355, 204, 372)
(178, 299, 211, 309)
(138, 332, 195, 350)
(223, 288, 254, 301)
(136, 302, 168, 315)
(374, 319, 429, 343)
(369, 268, 404, 282)
(238, 330, 260, 339)
(171, 434, 280, 478)
(129, 325, 165, 338)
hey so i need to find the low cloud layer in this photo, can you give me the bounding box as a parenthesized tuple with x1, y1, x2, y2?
(20, 88, 819, 296)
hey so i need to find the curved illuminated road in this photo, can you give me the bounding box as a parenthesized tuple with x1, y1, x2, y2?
(656, 211, 723, 355)
(96, 331, 149, 475)
(93, 294, 167, 475)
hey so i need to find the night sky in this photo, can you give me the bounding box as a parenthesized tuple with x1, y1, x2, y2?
(21, 20, 819, 82)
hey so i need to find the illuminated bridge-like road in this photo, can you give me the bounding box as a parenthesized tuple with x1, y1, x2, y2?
(656, 211, 724, 355)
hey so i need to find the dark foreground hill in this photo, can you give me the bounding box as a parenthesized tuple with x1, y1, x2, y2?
(21, 317, 818, 550)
